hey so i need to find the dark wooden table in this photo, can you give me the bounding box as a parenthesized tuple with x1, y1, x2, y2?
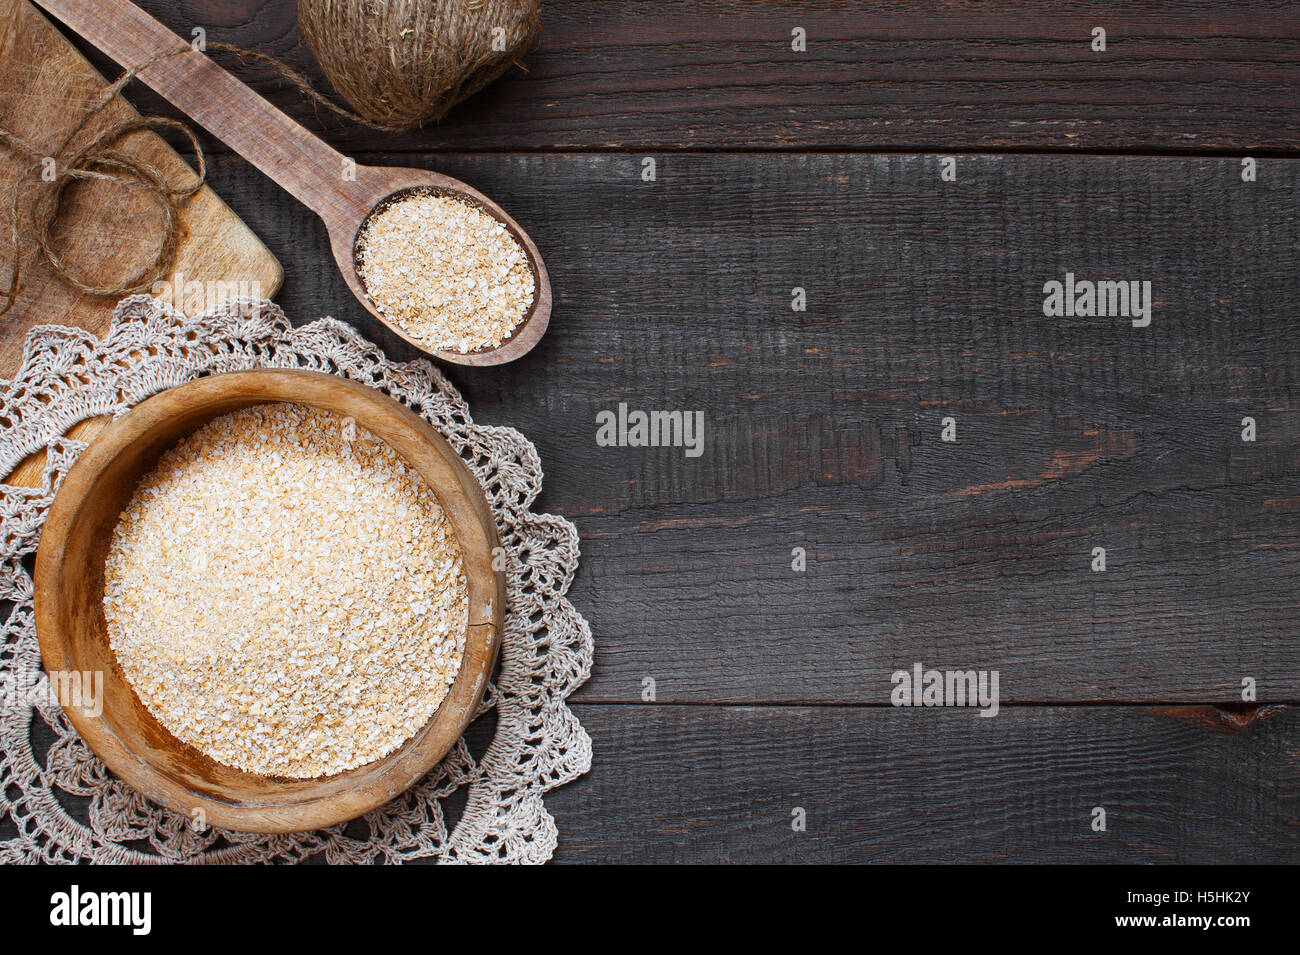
(75, 0, 1300, 862)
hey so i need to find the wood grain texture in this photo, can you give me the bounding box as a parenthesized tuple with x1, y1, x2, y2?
(545, 703, 1298, 863)
(83, 0, 1300, 154)
(198, 150, 1300, 704)
(11, 0, 1296, 862)
(0, 0, 282, 485)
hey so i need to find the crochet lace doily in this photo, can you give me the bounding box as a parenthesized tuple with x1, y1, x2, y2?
(0, 295, 592, 864)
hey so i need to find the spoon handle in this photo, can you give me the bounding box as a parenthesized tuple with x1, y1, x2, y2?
(32, 0, 362, 221)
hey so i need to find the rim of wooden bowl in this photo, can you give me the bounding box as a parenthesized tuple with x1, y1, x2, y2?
(33, 369, 503, 834)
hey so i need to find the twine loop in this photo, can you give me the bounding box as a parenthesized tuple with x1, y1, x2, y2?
(0, 48, 205, 316)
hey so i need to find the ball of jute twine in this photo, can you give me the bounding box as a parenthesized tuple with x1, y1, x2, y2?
(298, 0, 542, 129)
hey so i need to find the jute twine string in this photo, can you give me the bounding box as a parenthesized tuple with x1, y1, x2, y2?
(0, 6, 540, 315)
(200, 41, 431, 133)
(0, 46, 203, 315)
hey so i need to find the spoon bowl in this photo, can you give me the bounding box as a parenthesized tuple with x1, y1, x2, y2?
(330, 166, 552, 366)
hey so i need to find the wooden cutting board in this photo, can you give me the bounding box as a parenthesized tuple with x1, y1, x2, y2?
(0, 0, 282, 486)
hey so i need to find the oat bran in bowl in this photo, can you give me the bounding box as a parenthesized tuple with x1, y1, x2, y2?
(34, 370, 503, 834)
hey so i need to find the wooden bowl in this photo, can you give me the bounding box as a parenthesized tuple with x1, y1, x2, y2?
(34, 369, 504, 834)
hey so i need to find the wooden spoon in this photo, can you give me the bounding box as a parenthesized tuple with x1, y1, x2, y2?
(32, 0, 552, 366)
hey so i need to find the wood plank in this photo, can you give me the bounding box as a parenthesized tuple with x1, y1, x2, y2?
(202, 151, 1300, 704)
(90, 0, 1300, 153)
(546, 703, 1298, 863)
